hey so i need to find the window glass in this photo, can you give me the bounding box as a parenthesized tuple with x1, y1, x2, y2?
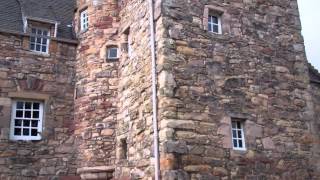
(80, 9, 89, 31)
(208, 14, 221, 34)
(231, 119, 246, 150)
(11, 100, 43, 140)
(107, 47, 119, 59)
(30, 27, 50, 53)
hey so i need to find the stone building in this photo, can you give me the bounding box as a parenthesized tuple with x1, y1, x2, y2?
(0, 0, 319, 179)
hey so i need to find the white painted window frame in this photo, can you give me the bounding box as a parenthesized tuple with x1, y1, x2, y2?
(107, 47, 119, 59)
(208, 14, 222, 34)
(80, 9, 89, 31)
(30, 27, 50, 54)
(231, 120, 246, 151)
(10, 100, 44, 141)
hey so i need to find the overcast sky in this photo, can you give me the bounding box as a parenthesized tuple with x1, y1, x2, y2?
(298, 0, 320, 70)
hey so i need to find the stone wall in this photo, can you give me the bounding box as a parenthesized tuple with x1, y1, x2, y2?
(115, 0, 160, 178)
(0, 31, 78, 179)
(157, 0, 319, 179)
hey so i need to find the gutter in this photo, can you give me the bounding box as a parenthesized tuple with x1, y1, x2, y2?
(148, 0, 160, 179)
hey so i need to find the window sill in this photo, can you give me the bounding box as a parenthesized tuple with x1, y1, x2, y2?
(27, 50, 50, 57)
(232, 148, 247, 152)
(106, 58, 119, 62)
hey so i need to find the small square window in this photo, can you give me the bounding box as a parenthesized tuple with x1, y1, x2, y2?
(107, 47, 119, 60)
(208, 14, 222, 34)
(10, 100, 43, 141)
(80, 9, 89, 31)
(29, 27, 50, 53)
(231, 119, 246, 150)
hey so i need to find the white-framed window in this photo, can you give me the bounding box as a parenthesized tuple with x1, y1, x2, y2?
(10, 100, 44, 141)
(231, 120, 246, 150)
(107, 47, 119, 60)
(30, 27, 50, 53)
(80, 8, 89, 31)
(208, 14, 221, 34)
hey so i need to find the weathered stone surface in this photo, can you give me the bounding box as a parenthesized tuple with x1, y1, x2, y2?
(0, 0, 319, 179)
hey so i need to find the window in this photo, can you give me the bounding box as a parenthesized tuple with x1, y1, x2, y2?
(231, 119, 246, 150)
(208, 14, 221, 34)
(80, 9, 89, 31)
(120, 139, 128, 159)
(30, 28, 50, 53)
(10, 100, 43, 141)
(107, 47, 119, 60)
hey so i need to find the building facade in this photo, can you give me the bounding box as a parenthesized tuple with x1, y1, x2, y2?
(0, 0, 319, 179)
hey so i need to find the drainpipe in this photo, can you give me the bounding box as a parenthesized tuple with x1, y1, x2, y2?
(148, 0, 160, 179)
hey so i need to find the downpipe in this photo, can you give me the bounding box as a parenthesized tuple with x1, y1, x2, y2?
(148, 0, 160, 179)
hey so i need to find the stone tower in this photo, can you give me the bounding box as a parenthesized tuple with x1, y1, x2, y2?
(73, 0, 320, 179)
(74, 0, 119, 178)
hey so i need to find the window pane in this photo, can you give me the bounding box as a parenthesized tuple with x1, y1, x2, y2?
(17, 102, 24, 109)
(41, 46, 47, 52)
(37, 29, 42, 35)
(23, 129, 30, 136)
(25, 102, 32, 109)
(25, 111, 31, 118)
(42, 39, 47, 45)
(16, 111, 23, 118)
(30, 43, 35, 50)
(232, 122, 236, 129)
(238, 131, 242, 138)
(15, 119, 22, 126)
(232, 130, 237, 138)
(14, 128, 21, 136)
(30, 37, 36, 43)
(33, 111, 39, 119)
(23, 120, 30, 127)
(43, 31, 48, 36)
(237, 122, 241, 129)
(233, 139, 238, 148)
(208, 24, 212, 32)
(36, 38, 41, 44)
(238, 140, 243, 148)
(31, 129, 38, 136)
(31, 120, 38, 127)
(108, 48, 118, 58)
(211, 16, 218, 24)
(212, 25, 219, 33)
(31, 28, 36, 34)
(33, 103, 40, 110)
(36, 45, 41, 51)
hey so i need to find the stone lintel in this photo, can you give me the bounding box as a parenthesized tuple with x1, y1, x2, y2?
(77, 166, 115, 180)
(8, 91, 50, 101)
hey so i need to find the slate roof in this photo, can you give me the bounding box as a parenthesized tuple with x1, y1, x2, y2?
(309, 63, 320, 83)
(0, 0, 76, 40)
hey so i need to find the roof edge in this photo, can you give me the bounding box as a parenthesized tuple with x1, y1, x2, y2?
(308, 62, 320, 84)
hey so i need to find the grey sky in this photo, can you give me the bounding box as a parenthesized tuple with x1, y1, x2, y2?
(298, 0, 320, 70)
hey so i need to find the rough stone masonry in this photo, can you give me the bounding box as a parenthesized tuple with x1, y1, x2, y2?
(0, 0, 319, 179)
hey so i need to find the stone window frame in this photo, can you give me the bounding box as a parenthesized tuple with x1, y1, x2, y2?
(231, 118, 246, 151)
(29, 27, 50, 54)
(203, 5, 230, 35)
(10, 99, 44, 141)
(80, 8, 89, 32)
